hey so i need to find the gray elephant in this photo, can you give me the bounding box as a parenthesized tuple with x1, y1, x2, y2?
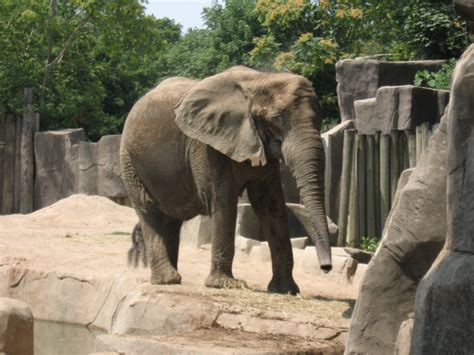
(120, 66, 332, 294)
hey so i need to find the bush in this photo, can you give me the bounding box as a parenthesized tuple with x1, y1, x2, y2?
(359, 236, 380, 252)
(414, 58, 456, 90)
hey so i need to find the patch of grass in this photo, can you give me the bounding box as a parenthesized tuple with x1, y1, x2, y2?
(111, 231, 130, 236)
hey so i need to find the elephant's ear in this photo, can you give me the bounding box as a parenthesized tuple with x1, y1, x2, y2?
(175, 74, 267, 167)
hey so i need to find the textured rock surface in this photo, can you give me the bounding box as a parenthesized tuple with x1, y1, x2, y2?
(0, 297, 33, 355)
(394, 315, 413, 355)
(410, 44, 474, 355)
(345, 110, 449, 354)
(34, 131, 127, 209)
(336, 58, 446, 122)
(180, 215, 211, 248)
(235, 203, 337, 243)
(355, 86, 449, 134)
(322, 120, 355, 224)
(78, 135, 127, 198)
(34, 129, 85, 209)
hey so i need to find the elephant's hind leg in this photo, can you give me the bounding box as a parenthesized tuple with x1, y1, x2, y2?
(140, 210, 182, 285)
(121, 149, 182, 284)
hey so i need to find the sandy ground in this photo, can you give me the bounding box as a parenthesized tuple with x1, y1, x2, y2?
(0, 194, 359, 301)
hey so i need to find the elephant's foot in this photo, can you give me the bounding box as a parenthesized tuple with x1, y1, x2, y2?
(205, 273, 248, 290)
(267, 275, 300, 295)
(150, 266, 182, 285)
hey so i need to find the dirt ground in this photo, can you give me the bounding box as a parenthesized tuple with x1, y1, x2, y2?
(0, 194, 359, 301)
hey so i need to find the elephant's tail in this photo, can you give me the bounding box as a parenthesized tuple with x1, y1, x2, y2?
(128, 223, 148, 268)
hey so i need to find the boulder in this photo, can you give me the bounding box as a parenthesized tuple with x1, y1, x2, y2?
(34, 128, 85, 209)
(322, 120, 355, 224)
(0, 298, 34, 355)
(235, 203, 331, 242)
(180, 215, 211, 249)
(345, 109, 449, 354)
(410, 44, 474, 355)
(336, 58, 446, 122)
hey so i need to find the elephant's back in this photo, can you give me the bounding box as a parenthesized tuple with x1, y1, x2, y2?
(121, 77, 204, 220)
(122, 77, 197, 148)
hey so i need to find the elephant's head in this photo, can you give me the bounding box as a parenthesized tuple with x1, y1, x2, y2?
(175, 66, 332, 272)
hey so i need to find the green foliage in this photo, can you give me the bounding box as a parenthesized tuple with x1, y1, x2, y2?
(414, 58, 457, 90)
(0, 0, 181, 141)
(359, 237, 380, 253)
(0, 0, 468, 140)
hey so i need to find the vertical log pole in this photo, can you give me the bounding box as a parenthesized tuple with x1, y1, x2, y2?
(2, 115, 16, 214)
(416, 125, 422, 163)
(380, 134, 390, 233)
(357, 134, 367, 246)
(0, 114, 5, 213)
(390, 130, 400, 201)
(421, 122, 430, 153)
(366, 135, 377, 239)
(20, 88, 35, 214)
(374, 132, 381, 238)
(407, 129, 417, 168)
(337, 129, 355, 246)
(347, 133, 359, 247)
(14, 116, 22, 213)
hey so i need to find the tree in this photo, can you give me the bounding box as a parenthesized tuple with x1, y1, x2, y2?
(0, 0, 181, 140)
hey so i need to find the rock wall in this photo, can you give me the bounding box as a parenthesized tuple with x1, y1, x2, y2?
(345, 109, 448, 354)
(410, 44, 474, 355)
(336, 59, 446, 122)
(354, 85, 449, 135)
(34, 130, 127, 209)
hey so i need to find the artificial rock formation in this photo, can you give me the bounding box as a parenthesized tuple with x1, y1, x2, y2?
(410, 44, 474, 354)
(336, 58, 446, 122)
(345, 109, 449, 354)
(0, 297, 34, 355)
(354, 85, 449, 135)
(34, 130, 127, 209)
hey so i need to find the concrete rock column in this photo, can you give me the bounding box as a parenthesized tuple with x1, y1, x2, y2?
(410, 44, 474, 354)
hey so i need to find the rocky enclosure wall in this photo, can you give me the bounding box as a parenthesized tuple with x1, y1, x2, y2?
(34, 129, 127, 209)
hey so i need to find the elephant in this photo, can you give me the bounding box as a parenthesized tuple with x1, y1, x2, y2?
(120, 66, 332, 295)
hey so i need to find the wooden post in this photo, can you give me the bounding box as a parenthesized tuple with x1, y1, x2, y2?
(0, 114, 5, 213)
(20, 88, 35, 214)
(390, 130, 400, 201)
(374, 132, 381, 238)
(357, 134, 367, 246)
(337, 129, 355, 246)
(366, 135, 377, 239)
(2, 115, 16, 214)
(421, 122, 430, 152)
(416, 125, 422, 163)
(406, 129, 416, 168)
(347, 133, 359, 247)
(380, 134, 390, 233)
(14, 116, 22, 213)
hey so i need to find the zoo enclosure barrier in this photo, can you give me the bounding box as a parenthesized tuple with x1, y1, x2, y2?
(336, 123, 435, 247)
(0, 88, 38, 215)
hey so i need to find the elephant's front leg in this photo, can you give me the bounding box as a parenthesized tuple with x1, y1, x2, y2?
(205, 190, 247, 289)
(247, 175, 300, 295)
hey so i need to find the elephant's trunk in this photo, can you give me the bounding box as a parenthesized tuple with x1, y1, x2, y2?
(282, 126, 332, 272)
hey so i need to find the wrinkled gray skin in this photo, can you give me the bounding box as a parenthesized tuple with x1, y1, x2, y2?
(120, 66, 332, 294)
